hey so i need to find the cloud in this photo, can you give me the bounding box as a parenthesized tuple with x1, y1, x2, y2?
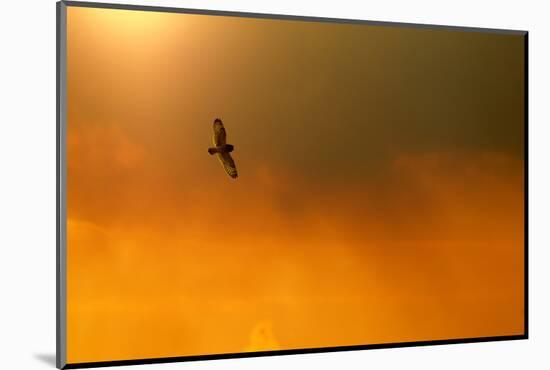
(67, 148, 524, 361)
(244, 321, 280, 352)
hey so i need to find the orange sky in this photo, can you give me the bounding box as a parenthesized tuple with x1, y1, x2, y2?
(65, 5, 525, 364)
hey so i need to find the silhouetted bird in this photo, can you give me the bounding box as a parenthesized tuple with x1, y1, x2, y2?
(208, 118, 238, 179)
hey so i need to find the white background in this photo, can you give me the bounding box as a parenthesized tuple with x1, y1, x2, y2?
(0, 0, 547, 369)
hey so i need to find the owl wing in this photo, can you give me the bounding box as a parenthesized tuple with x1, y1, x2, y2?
(217, 152, 238, 179)
(213, 119, 227, 146)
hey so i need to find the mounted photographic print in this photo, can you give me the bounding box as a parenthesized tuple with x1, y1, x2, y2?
(56, 1, 528, 368)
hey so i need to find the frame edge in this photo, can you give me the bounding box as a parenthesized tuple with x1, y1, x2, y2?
(62, 0, 527, 35)
(523, 31, 529, 339)
(56, 1, 68, 369)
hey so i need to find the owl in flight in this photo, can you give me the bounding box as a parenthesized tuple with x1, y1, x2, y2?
(208, 118, 238, 179)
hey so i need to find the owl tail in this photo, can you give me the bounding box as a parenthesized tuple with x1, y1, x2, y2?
(208, 147, 217, 155)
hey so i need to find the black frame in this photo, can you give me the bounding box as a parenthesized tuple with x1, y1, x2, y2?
(56, 1, 529, 368)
